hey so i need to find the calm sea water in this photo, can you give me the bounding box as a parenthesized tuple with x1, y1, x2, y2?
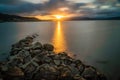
(0, 21, 120, 80)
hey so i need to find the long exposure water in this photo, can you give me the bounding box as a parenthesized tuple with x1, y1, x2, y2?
(0, 21, 120, 80)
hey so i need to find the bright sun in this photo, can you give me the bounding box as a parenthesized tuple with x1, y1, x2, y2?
(54, 15, 64, 20)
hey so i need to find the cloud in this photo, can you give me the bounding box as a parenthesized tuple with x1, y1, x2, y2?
(22, 0, 49, 4)
(66, 0, 95, 3)
(0, 2, 44, 15)
(0, 0, 120, 17)
(0, 0, 21, 4)
(0, 0, 87, 15)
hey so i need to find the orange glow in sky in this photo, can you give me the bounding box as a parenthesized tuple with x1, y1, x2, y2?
(33, 9, 71, 20)
(34, 15, 65, 20)
(27, 7, 81, 20)
(34, 14, 67, 20)
(53, 15, 65, 20)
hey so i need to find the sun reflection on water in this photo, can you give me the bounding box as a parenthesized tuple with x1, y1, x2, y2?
(52, 21, 67, 53)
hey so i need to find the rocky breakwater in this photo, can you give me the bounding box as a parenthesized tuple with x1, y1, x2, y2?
(0, 34, 107, 80)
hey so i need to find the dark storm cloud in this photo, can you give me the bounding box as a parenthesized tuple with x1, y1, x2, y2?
(0, 2, 44, 15)
(0, 0, 21, 4)
(42, 0, 86, 14)
(0, 0, 120, 17)
(117, 0, 120, 2)
(0, 0, 87, 15)
(41, 0, 68, 12)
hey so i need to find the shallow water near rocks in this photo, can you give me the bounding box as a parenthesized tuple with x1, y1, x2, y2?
(0, 21, 120, 80)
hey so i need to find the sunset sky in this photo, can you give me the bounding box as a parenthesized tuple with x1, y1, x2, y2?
(0, 0, 120, 18)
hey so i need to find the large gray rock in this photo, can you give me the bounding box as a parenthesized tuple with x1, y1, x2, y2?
(33, 42, 42, 49)
(24, 62, 38, 80)
(81, 65, 98, 80)
(3, 67, 24, 80)
(43, 44, 54, 51)
(33, 64, 59, 80)
(7, 67, 24, 76)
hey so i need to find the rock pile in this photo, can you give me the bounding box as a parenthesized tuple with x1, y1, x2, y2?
(0, 34, 107, 80)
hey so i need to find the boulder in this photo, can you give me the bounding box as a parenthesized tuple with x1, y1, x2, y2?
(33, 64, 59, 80)
(3, 67, 24, 80)
(7, 67, 24, 76)
(81, 65, 98, 80)
(24, 62, 38, 79)
(32, 42, 42, 50)
(43, 44, 54, 51)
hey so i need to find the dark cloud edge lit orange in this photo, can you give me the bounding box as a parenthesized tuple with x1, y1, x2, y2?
(0, 0, 120, 19)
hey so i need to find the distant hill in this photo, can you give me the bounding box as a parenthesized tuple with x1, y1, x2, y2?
(0, 13, 41, 22)
(66, 16, 120, 21)
(1, 13, 120, 22)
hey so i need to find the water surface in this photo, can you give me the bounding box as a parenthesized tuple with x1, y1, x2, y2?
(0, 21, 120, 80)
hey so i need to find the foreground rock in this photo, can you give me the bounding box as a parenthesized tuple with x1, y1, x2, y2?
(0, 34, 107, 80)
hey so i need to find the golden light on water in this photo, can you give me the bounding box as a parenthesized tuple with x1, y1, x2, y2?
(52, 21, 67, 53)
